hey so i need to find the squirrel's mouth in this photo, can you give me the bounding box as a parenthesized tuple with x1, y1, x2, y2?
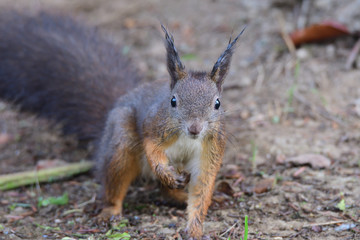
(186, 130, 204, 140)
(188, 134, 199, 140)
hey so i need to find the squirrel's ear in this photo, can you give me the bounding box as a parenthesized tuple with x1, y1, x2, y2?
(161, 25, 186, 89)
(210, 27, 245, 91)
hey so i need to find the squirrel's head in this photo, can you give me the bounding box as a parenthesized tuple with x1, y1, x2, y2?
(162, 25, 244, 139)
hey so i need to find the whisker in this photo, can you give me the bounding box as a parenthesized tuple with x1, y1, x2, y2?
(210, 128, 237, 147)
(222, 107, 243, 115)
(155, 126, 181, 151)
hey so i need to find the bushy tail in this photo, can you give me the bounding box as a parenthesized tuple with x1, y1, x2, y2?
(0, 10, 142, 141)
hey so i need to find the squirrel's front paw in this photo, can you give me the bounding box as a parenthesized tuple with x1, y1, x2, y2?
(156, 164, 190, 189)
(96, 206, 121, 224)
(171, 170, 190, 189)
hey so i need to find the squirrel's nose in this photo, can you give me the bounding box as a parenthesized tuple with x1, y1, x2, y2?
(188, 122, 203, 136)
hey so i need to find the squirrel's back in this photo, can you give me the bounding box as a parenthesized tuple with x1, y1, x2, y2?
(0, 10, 142, 141)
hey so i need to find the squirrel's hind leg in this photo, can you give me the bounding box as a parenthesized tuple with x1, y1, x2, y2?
(96, 107, 141, 221)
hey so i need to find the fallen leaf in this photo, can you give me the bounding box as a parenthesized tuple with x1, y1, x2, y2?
(334, 223, 357, 232)
(4, 214, 23, 221)
(276, 154, 286, 164)
(224, 169, 243, 179)
(212, 194, 228, 204)
(0, 133, 11, 145)
(290, 21, 350, 47)
(336, 199, 346, 211)
(311, 225, 322, 233)
(38, 193, 69, 207)
(216, 181, 234, 196)
(223, 165, 244, 180)
(254, 178, 275, 194)
(233, 191, 244, 198)
(285, 154, 331, 169)
(5, 211, 34, 222)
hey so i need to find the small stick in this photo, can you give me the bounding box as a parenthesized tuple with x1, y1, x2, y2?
(303, 220, 348, 228)
(277, 13, 297, 57)
(345, 38, 360, 70)
(219, 220, 238, 237)
(0, 161, 94, 190)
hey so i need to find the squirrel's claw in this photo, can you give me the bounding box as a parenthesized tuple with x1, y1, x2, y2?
(95, 206, 122, 224)
(165, 168, 190, 189)
(174, 171, 191, 189)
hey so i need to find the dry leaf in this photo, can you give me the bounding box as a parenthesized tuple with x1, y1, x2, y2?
(216, 181, 234, 196)
(223, 164, 244, 179)
(212, 194, 228, 204)
(285, 154, 331, 169)
(254, 178, 275, 194)
(290, 21, 350, 47)
(276, 154, 286, 164)
(0, 133, 11, 145)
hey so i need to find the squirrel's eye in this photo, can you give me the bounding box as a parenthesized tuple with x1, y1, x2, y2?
(171, 96, 177, 107)
(214, 98, 220, 110)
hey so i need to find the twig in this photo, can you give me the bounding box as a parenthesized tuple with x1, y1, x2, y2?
(288, 202, 300, 211)
(77, 194, 96, 208)
(255, 65, 265, 91)
(0, 161, 94, 190)
(277, 13, 296, 57)
(345, 38, 360, 70)
(219, 220, 238, 237)
(303, 220, 348, 228)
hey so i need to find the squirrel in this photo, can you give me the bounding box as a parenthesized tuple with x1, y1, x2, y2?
(0, 10, 244, 239)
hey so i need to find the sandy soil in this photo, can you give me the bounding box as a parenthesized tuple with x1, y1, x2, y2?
(0, 0, 359, 239)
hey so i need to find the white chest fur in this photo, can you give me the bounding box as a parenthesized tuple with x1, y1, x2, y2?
(165, 135, 202, 182)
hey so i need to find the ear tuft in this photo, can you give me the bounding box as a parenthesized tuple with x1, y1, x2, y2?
(161, 25, 187, 89)
(210, 27, 246, 90)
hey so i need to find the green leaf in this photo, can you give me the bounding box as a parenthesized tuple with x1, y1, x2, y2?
(38, 193, 69, 207)
(34, 223, 61, 231)
(336, 199, 346, 211)
(113, 219, 129, 230)
(105, 229, 113, 236)
(243, 215, 248, 240)
(107, 232, 131, 240)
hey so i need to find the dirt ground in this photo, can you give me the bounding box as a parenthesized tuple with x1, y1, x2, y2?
(0, 0, 360, 239)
